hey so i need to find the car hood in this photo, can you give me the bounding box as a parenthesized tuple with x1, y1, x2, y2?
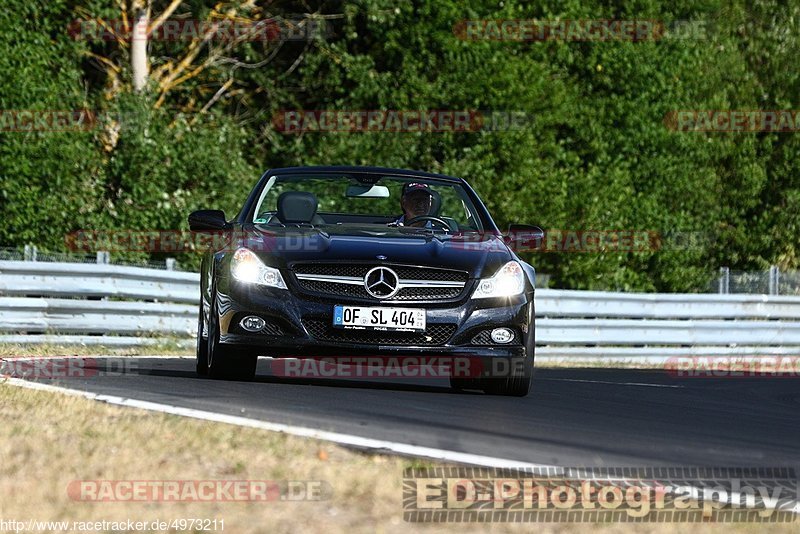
(240, 226, 513, 279)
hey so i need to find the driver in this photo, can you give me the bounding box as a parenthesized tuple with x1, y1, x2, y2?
(395, 182, 433, 227)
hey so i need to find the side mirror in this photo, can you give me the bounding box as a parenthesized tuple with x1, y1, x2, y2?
(189, 209, 228, 231)
(505, 224, 544, 252)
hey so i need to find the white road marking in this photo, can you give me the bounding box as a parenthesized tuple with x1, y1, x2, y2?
(2, 376, 553, 469)
(540, 378, 684, 388)
(4, 359, 798, 516)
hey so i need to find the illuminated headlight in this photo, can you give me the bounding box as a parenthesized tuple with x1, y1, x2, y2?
(231, 248, 287, 289)
(472, 261, 526, 299)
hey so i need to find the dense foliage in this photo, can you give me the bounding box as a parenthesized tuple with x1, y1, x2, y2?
(1, 0, 797, 290)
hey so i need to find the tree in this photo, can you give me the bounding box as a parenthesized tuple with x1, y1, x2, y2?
(74, 1, 329, 108)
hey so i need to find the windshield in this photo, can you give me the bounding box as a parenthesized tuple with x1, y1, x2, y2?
(251, 173, 485, 232)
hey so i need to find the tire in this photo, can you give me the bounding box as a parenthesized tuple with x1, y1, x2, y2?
(480, 356, 532, 397)
(206, 290, 257, 381)
(449, 376, 482, 392)
(195, 300, 209, 376)
(482, 310, 536, 396)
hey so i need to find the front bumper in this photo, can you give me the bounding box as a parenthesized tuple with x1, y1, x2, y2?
(213, 276, 535, 361)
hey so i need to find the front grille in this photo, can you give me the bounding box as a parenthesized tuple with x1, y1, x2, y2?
(303, 319, 456, 346)
(301, 280, 369, 298)
(292, 262, 468, 302)
(391, 287, 462, 300)
(293, 263, 468, 282)
(470, 329, 518, 345)
(297, 280, 462, 301)
(471, 330, 494, 345)
(259, 322, 284, 336)
(295, 263, 370, 278)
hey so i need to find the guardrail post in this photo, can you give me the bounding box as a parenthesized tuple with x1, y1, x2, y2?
(23, 245, 37, 261)
(96, 251, 110, 264)
(718, 267, 730, 294)
(769, 265, 780, 295)
(166, 258, 176, 271)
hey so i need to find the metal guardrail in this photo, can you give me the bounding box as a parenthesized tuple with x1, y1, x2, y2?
(2, 261, 800, 356)
(0, 298, 195, 335)
(0, 261, 198, 303)
(536, 289, 800, 358)
(0, 261, 197, 345)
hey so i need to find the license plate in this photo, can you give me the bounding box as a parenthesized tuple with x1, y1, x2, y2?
(333, 305, 426, 332)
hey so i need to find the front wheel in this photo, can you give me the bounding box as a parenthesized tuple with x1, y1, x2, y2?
(206, 291, 257, 381)
(449, 376, 482, 392)
(480, 357, 532, 397)
(195, 300, 209, 376)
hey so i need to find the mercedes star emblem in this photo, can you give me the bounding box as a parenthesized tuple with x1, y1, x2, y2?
(364, 266, 400, 299)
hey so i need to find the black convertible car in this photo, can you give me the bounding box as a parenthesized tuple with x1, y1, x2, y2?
(189, 166, 542, 396)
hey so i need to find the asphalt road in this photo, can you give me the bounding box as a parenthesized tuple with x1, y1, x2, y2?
(12, 357, 800, 467)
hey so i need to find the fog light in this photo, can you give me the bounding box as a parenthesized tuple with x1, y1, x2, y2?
(490, 328, 514, 344)
(240, 316, 266, 333)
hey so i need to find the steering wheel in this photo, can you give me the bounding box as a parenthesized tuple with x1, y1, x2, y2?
(404, 215, 451, 231)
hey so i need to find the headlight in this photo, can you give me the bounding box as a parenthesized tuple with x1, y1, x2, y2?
(231, 248, 287, 289)
(472, 261, 526, 299)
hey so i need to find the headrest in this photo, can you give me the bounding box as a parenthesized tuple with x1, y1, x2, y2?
(276, 191, 318, 224)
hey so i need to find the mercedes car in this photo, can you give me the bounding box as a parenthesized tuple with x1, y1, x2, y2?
(189, 166, 542, 396)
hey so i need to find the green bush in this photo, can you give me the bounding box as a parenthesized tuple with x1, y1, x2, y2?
(1, 0, 797, 289)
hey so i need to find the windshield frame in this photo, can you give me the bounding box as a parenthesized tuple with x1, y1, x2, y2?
(241, 170, 496, 233)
